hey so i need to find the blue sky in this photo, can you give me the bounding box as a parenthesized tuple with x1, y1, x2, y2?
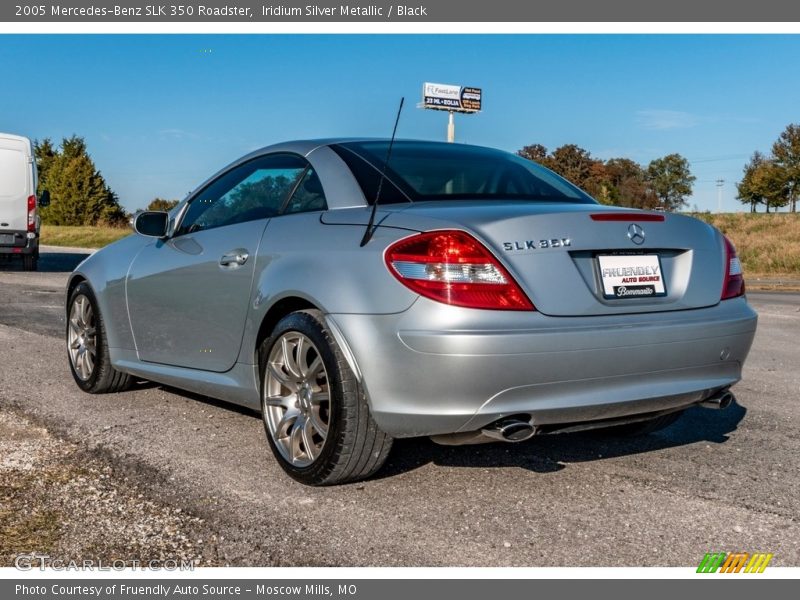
(1, 34, 799, 212)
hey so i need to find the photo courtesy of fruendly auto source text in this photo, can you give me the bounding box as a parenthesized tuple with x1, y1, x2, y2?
(0, 0, 799, 597)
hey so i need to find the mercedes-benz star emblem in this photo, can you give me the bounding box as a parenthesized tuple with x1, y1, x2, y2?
(627, 223, 646, 245)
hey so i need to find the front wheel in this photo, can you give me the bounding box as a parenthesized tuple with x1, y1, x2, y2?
(259, 309, 392, 486)
(66, 282, 132, 393)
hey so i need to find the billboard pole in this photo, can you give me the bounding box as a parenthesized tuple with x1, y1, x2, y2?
(447, 111, 455, 143)
(421, 82, 481, 144)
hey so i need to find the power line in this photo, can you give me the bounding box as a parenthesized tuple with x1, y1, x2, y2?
(687, 154, 749, 164)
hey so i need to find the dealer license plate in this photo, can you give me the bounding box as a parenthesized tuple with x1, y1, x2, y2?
(597, 254, 666, 299)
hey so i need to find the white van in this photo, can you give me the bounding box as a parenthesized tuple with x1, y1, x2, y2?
(0, 132, 49, 271)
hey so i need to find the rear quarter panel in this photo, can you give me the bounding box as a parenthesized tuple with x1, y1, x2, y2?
(239, 212, 419, 364)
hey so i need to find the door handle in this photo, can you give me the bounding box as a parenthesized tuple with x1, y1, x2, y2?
(220, 250, 249, 267)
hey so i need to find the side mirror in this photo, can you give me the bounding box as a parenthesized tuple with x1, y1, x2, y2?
(133, 211, 170, 238)
(38, 190, 50, 208)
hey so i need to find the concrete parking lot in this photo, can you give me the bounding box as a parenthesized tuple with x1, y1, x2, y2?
(0, 247, 798, 566)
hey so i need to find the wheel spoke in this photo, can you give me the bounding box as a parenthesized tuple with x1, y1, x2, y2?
(268, 361, 298, 391)
(310, 390, 329, 405)
(302, 417, 318, 461)
(84, 339, 96, 356)
(305, 356, 323, 380)
(264, 394, 293, 409)
(290, 414, 305, 460)
(282, 337, 302, 378)
(73, 299, 84, 329)
(79, 351, 89, 378)
(309, 406, 328, 438)
(295, 336, 306, 374)
(275, 407, 300, 439)
(84, 349, 95, 374)
(68, 318, 81, 335)
(79, 297, 89, 326)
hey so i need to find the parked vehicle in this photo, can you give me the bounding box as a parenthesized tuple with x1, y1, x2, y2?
(0, 132, 49, 271)
(65, 140, 757, 485)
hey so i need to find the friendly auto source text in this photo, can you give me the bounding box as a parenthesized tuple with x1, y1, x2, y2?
(16, 584, 358, 597)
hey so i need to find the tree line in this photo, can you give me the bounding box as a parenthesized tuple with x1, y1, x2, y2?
(34, 135, 177, 227)
(34, 126, 799, 226)
(736, 124, 800, 213)
(517, 144, 696, 211)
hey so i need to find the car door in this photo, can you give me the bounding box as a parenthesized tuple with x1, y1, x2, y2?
(126, 153, 309, 372)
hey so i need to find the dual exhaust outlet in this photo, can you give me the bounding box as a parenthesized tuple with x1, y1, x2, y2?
(480, 389, 735, 443)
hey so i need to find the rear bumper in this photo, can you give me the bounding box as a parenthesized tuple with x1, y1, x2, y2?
(0, 230, 38, 255)
(328, 297, 758, 438)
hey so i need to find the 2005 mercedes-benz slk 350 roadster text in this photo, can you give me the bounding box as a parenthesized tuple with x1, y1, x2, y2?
(65, 140, 757, 485)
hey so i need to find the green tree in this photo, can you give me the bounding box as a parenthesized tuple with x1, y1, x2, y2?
(35, 135, 126, 226)
(517, 144, 549, 166)
(547, 144, 596, 188)
(646, 153, 696, 211)
(751, 160, 789, 213)
(605, 158, 655, 209)
(737, 151, 768, 213)
(34, 138, 57, 196)
(771, 123, 800, 212)
(147, 198, 179, 211)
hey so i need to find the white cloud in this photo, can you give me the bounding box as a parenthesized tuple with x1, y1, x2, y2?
(636, 109, 700, 130)
(157, 128, 200, 140)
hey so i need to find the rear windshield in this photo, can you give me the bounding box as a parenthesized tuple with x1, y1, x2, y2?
(331, 141, 596, 205)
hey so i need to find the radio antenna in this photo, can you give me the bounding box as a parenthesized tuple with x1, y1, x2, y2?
(360, 97, 404, 247)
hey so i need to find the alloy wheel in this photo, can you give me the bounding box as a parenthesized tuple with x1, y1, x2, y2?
(263, 332, 331, 467)
(67, 294, 97, 381)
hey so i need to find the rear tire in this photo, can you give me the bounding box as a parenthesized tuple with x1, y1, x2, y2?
(22, 252, 38, 271)
(600, 410, 684, 437)
(66, 282, 132, 393)
(259, 309, 392, 486)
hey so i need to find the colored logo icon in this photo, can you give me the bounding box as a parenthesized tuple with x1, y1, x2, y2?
(697, 552, 773, 573)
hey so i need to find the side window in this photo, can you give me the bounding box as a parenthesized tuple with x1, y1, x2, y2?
(283, 167, 328, 215)
(176, 154, 307, 236)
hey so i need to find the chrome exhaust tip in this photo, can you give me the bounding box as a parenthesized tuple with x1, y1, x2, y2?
(482, 418, 536, 442)
(700, 390, 734, 410)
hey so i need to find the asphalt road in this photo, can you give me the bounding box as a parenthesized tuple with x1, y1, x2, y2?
(0, 248, 799, 566)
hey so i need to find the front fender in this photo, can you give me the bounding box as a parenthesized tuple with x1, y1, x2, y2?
(67, 235, 148, 357)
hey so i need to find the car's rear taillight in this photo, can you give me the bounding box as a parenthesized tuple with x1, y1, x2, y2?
(384, 230, 535, 311)
(27, 195, 36, 232)
(721, 235, 745, 300)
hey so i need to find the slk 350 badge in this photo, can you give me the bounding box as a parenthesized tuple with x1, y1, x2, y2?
(503, 238, 572, 251)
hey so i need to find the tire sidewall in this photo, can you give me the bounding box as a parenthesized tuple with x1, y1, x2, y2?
(258, 311, 344, 485)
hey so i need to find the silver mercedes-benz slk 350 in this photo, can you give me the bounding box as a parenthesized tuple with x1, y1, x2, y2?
(65, 139, 757, 485)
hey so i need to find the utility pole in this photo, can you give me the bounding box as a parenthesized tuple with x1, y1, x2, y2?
(716, 179, 725, 213)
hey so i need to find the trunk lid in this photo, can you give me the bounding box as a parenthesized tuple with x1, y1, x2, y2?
(374, 202, 725, 316)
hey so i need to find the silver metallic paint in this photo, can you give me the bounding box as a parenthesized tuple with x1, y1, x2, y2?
(67, 139, 758, 440)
